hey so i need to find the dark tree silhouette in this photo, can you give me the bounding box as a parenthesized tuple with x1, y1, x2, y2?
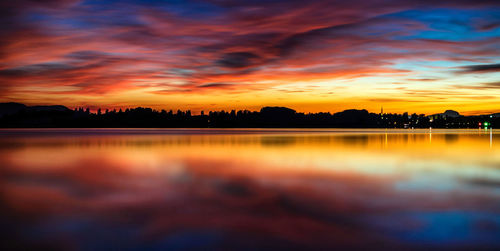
(0, 102, 497, 128)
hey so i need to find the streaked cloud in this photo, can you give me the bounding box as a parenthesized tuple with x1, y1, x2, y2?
(459, 63, 500, 73)
(0, 0, 499, 114)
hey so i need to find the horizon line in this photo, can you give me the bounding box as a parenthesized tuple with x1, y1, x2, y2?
(2, 102, 499, 117)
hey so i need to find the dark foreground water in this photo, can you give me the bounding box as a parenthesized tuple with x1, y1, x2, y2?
(1, 129, 499, 250)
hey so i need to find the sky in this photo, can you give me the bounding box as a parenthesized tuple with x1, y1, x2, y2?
(0, 0, 499, 115)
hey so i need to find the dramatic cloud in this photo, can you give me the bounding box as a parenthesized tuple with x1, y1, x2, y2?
(453, 82, 500, 90)
(460, 63, 500, 73)
(216, 52, 261, 69)
(0, 0, 499, 114)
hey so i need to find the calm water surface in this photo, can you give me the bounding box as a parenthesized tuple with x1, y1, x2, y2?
(1, 129, 499, 250)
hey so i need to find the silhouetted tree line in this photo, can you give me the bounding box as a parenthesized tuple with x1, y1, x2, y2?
(0, 103, 497, 128)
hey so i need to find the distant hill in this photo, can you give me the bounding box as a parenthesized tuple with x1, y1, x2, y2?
(260, 106, 296, 114)
(428, 110, 460, 119)
(0, 102, 70, 118)
(0, 102, 27, 118)
(28, 105, 71, 112)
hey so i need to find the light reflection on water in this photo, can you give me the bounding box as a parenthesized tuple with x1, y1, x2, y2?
(0, 129, 499, 249)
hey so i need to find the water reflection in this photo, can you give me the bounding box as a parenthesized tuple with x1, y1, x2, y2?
(0, 129, 499, 249)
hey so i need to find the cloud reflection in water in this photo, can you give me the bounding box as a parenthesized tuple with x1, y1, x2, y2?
(0, 129, 499, 249)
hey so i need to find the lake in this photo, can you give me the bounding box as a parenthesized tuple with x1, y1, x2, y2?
(1, 129, 499, 250)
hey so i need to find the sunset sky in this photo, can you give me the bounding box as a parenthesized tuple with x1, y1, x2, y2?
(0, 0, 499, 115)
